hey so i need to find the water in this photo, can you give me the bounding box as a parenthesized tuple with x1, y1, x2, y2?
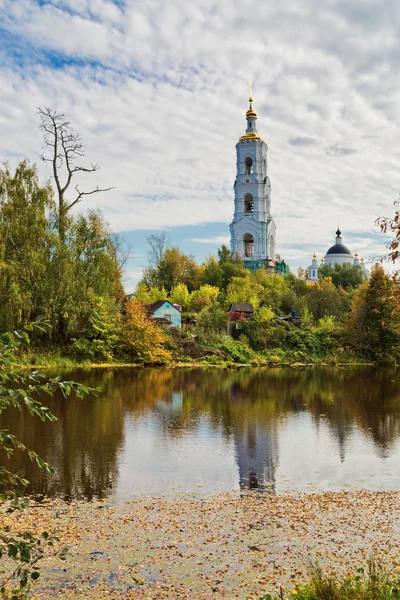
(2, 366, 400, 500)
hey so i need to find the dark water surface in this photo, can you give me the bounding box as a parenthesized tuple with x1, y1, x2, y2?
(2, 367, 400, 500)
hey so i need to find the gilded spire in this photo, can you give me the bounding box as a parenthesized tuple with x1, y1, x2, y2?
(239, 81, 261, 142)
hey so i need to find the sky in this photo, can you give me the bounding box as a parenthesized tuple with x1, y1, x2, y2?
(0, 0, 399, 292)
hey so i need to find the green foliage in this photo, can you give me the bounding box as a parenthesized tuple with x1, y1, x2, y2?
(191, 284, 220, 304)
(0, 163, 124, 347)
(142, 247, 201, 292)
(318, 262, 366, 290)
(134, 283, 168, 304)
(0, 161, 55, 332)
(346, 265, 400, 363)
(0, 321, 95, 596)
(257, 561, 400, 600)
(196, 304, 229, 341)
(201, 246, 247, 290)
(226, 275, 263, 309)
(306, 278, 350, 322)
(169, 283, 191, 307)
(287, 560, 400, 600)
(219, 338, 256, 364)
(72, 292, 120, 361)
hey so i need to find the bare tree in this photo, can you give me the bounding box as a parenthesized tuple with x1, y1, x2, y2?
(38, 107, 113, 242)
(147, 232, 169, 267)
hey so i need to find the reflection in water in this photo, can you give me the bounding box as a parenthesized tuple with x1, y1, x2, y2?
(1, 367, 400, 500)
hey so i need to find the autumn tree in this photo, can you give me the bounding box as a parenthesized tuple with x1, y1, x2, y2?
(347, 264, 400, 362)
(118, 299, 171, 364)
(306, 278, 350, 322)
(38, 107, 113, 243)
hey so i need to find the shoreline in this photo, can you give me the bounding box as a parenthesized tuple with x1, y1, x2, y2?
(14, 359, 376, 370)
(3, 489, 400, 599)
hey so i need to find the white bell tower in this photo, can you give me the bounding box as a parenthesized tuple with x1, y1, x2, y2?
(230, 85, 276, 272)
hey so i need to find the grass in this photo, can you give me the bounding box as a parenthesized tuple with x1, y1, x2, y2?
(258, 560, 400, 600)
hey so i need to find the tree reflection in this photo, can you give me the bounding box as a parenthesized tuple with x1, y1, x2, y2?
(2, 366, 400, 499)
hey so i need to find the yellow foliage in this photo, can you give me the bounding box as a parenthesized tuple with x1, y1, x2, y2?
(191, 284, 220, 303)
(257, 306, 274, 322)
(119, 299, 171, 364)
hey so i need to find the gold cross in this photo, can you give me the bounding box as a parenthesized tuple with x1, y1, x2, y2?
(248, 79, 253, 97)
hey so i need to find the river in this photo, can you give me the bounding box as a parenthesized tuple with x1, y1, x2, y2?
(2, 366, 400, 500)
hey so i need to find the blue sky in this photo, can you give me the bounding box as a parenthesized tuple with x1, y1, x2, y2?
(0, 0, 398, 291)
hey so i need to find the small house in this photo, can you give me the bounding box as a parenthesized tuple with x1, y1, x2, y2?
(227, 303, 254, 338)
(228, 303, 254, 319)
(148, 300, 182, 328)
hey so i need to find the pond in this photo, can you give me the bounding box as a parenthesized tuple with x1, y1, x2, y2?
(2, 366, 400, 500)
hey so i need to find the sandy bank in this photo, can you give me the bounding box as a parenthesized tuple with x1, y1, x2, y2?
(2, 490, 400, 599)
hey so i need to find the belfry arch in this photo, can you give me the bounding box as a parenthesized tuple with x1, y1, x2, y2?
(243, 233, 254, 257)
(244, 193, 254, 213)
(245, 156, 253, 174)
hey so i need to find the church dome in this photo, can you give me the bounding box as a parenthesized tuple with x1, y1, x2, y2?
(246, 96, 257, 119)
(325, 229, 353, 258)
(326, 243, 352, 256)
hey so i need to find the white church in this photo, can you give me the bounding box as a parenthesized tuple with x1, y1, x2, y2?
(307, 229, 369, 282)
(229, 89, 288, 275)
(229, 87, 368, 280)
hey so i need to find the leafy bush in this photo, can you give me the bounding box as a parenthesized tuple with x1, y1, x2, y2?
(0, 321, 94, 597)
(219, 338, 256, 364)
(258, 560, 400, 599)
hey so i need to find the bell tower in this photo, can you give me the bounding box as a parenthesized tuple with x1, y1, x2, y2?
(229, 85, 276, 271)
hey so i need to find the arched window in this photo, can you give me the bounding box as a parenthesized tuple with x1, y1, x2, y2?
(269, 234, 274, 256)
(245, 157, 253, 174)
(244, 193, 254, 213)
(243, 234, 254, 258)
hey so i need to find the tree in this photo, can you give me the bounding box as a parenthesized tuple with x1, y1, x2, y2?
(0, 321, 94, 596)
(117, 299, 171, 364)
(225, 275, 263, 309)
(170, 283, 191, 307)
(134, 283, 168, 304)
(0, 161, 55, 332)
(318, 263, 366, 290)
(191, 284, 220, 304)
(307, 278, 349, 322)
(47, 210, 124, 343)
(142, 247, 201, 292)
(147, 233, 169, 268)
(347, 264, 400, 362)
(377, 200, 400, 264)
(196, 304, 229, 339)
(38, 107, 113, 243)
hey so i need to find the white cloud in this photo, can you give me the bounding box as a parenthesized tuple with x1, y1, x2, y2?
(191, 235, 230, 245)
(0, 0, 400, 280)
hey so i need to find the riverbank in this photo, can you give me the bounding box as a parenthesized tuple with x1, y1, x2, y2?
(3, 490, 400, 599)
(13, 349, 375, 370)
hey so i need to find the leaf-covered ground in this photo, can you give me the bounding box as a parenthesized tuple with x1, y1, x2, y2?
(2, 490, 400, 599)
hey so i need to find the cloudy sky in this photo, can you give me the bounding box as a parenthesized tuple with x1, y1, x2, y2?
(0, 0, 398, 291)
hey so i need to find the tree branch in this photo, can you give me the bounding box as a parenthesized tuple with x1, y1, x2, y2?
(66, 185, 115, 211)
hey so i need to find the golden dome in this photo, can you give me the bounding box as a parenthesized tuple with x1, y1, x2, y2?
(239, 131, 262, 141)
(361, 256, 365, 263)
(321, 257, 325, 264)
(239, 94, 262, 141)
(246, 96, 257, 119)
(354, 251, 359, 258)
(313, 252, 317, 260)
